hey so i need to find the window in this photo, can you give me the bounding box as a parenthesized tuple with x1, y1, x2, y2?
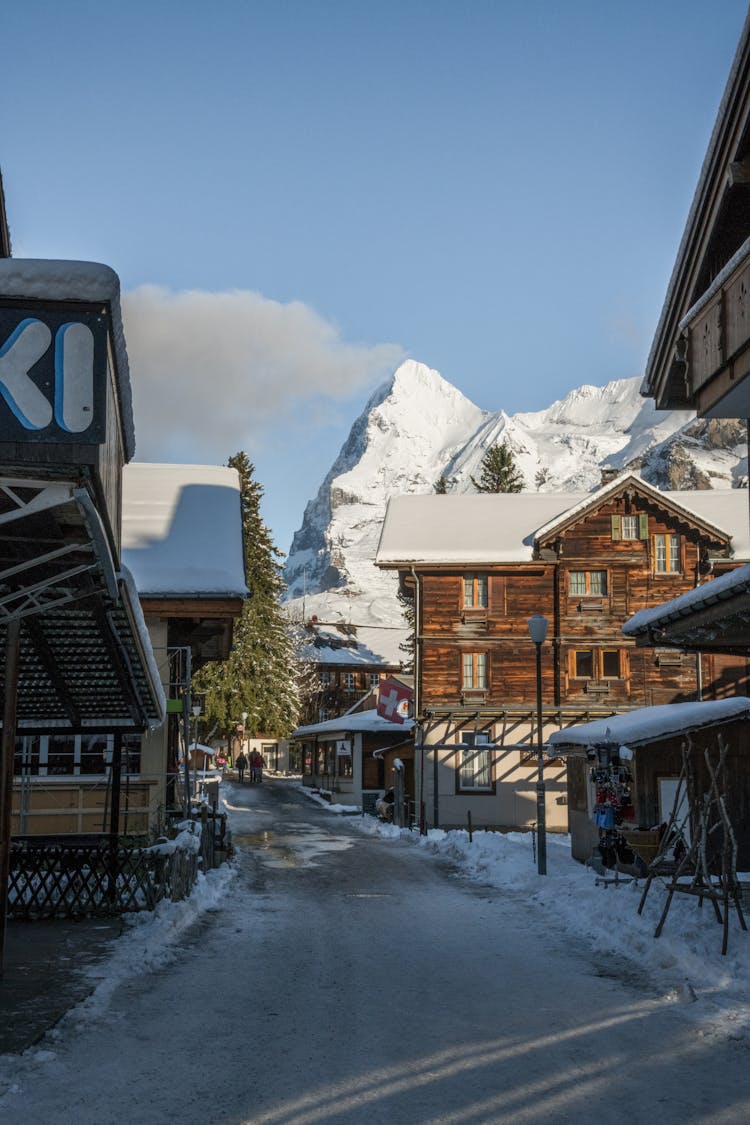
(463, 574, 488, 608)
(368, 673, 381, 688)
(611, 513, 647, 540)
(570, 649, 625, 681)
(343, 672, 356, 692)
(462, 652, 487, 690)
(654, 534, 681, 574)
(458, 732, 493, 790)
(622, 515, 638, 540)
(569, 570, 607, 596)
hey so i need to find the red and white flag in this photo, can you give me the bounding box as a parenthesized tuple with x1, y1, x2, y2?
(376, 677, 413, 724)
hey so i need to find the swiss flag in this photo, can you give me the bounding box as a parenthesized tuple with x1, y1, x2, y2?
(376, 677, 413, 724)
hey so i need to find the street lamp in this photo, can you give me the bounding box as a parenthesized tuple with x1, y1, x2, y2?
(192, 703, 201, 799)
(527, 613, 548, 875)
(241, 710, 248, 750)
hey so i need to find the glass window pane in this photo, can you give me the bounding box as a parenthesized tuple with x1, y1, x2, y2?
(670, 535, 680, 572)
(574, 651, 594, 678)
(463, 576, 473, 607)
(622, 515, 637, 540)
(570, 571, 586, 595)
(602, 650, 620, 677)
(589, 571, 607, 595)
(476, 652, 487, 687)
(463, 652, 473, 687)
(477, 576, 488, 607)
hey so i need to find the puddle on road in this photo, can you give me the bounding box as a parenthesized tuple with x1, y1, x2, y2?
(234, 828, 355, 869)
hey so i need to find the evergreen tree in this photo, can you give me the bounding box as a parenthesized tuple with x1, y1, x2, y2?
(434, 474, 448, 494)
(195, 453, 300, 739)
(470, 441, 524, 493)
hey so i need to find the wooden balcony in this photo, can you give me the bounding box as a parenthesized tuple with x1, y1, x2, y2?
(680, 236, 750, 417)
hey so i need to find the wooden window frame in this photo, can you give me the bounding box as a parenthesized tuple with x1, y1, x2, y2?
(462, 651, 488, 691)
(568, 648, 627, 681)
(569, 569, 608, 596)
(463, 573, 488, 610)
(653, 533, 682, 575)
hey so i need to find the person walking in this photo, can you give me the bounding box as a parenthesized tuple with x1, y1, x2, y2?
(236, 751, 248, 783)
(250, 749, 264, 784)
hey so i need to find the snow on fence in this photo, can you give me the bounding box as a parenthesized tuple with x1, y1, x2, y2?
(8, 812, 227, 919)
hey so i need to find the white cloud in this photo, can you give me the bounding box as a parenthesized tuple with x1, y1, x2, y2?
(122, 285, 404, 462)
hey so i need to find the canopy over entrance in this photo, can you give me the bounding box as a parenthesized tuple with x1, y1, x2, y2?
(0, 475, 164, 731)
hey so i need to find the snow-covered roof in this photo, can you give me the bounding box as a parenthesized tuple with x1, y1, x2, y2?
(376, 493, 589, 564)
(122, 463, 248, 597)
(533, 472, 731, 547)
(299, 623, 404, 667)
(376, 482, 750, 566)
(623, 562, 750, 635)
(0, 258, 135, 460)
(547, 698, 750, 755)
(291, 712, 415, 739)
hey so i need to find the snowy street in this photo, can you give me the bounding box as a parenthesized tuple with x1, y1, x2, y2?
(2, 778, 749, 1124)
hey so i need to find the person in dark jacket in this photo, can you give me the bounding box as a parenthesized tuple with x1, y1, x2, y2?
(236, 751, 248, 783)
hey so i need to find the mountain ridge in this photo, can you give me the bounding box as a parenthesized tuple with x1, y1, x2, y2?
(282, 360, 748, 642)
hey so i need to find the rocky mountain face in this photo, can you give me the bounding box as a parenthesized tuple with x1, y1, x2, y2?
(283, 360, 748, 633)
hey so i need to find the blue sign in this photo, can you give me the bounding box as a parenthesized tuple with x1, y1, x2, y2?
(0, 306, 108, 444)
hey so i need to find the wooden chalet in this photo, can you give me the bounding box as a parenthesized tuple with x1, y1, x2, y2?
(6, 455, 247, 838)
(375, 473, 750, 832)
(644, 10, 750, 422)
(638, 12, 750, 658)
(291, 686, 414, 815)
(297, 618, 404, 726)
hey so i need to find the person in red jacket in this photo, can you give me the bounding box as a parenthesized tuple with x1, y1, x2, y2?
(250, 749, 264, 784)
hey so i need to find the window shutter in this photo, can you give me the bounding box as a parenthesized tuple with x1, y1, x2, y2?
(611, 514, 621, 541)
(638, 513, 648, 540)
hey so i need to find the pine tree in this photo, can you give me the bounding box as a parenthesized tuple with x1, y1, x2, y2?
(194, 453, 300, 740)
(470, 441, 524, 493)
(434, 474, 448, 494)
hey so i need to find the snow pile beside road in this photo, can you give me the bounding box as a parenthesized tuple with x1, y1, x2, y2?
(357, 816, 750, 1043)
(62, 862, 236, 1029)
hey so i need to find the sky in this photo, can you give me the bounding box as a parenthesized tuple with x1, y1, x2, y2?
(3, 0, 750, 554)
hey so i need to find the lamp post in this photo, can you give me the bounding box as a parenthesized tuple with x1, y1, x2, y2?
(192, 703, 201, 801)
(241, 710, 248, 752)
(528, 613, 548, 875)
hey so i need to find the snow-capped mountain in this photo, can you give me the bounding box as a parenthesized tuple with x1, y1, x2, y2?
(283, 359, 748, 638)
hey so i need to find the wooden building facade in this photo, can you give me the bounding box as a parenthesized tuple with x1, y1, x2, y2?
(376, 474, 750, 832)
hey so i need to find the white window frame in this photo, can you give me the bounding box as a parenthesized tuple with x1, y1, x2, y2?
(458, 731, 493, 791)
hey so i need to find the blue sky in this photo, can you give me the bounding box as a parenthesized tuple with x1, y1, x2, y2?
(3, 1, 749, 552)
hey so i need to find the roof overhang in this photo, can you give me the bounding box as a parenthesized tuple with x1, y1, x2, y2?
(623, 564, 750, 655)
(0, 475, 165, 730)
(547, 699, 750, 757)
(643, 12, 750, 411)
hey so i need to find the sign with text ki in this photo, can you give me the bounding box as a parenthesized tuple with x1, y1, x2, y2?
(376, 677, 413, 724)
(0, 306, 108, 445)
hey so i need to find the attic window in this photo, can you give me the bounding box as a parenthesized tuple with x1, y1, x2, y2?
(612, 513, 648, 541)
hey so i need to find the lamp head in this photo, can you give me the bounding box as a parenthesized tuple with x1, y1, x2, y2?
(527, 614, 549, 645)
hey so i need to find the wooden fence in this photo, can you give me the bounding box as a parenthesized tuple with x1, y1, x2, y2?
(8, 811, 229, 919)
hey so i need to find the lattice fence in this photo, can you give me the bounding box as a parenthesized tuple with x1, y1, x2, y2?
(8, 825, 215, 919)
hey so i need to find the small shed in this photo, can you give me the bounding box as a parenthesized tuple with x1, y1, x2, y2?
(547, 699, 750, 867)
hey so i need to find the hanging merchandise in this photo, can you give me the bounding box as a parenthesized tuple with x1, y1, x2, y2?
(590, 758, 642, 872)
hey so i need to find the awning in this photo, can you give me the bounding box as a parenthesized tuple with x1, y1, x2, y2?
(0, 476, 165, 731)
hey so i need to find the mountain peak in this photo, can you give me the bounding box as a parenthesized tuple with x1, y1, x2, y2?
(283, 362, 747, 625)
